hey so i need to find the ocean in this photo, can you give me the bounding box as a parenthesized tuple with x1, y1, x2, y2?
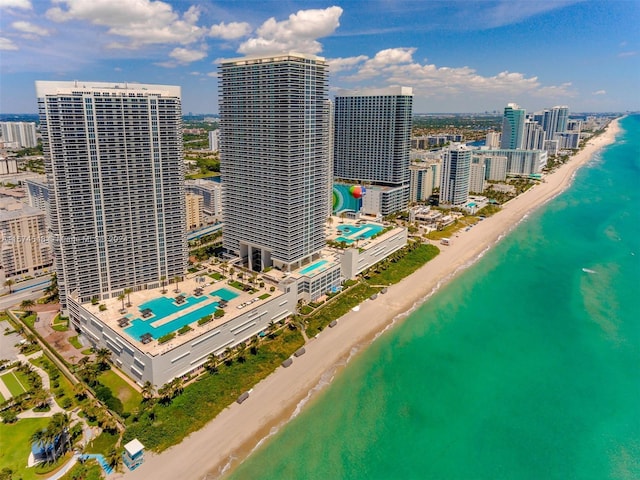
(227, 115, 640, 480)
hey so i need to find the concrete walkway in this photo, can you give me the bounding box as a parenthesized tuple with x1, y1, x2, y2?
(16, 351, 65, 419)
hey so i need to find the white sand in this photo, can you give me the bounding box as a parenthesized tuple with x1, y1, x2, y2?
(122, 118, 621, 480)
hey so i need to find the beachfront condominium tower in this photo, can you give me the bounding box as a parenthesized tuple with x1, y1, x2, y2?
(36, 81, 187, 311)
(333, 87, 413, 216)
(500, 103, 526, 149)
(440, 144, 471, 206)
(219, 53, 329, 272)
(540, 105, 569, 140)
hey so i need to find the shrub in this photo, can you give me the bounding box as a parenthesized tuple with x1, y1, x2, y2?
(214, 309, 225, 318)
(158, 332, 176, 344)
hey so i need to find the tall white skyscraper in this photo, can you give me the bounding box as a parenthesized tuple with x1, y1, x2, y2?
(36, 81, 187, 311)
(500, 103, 526, 149)
(333, 87, 413, 216)
(219, 53, 329, 272)
(440, 144, 471, 206)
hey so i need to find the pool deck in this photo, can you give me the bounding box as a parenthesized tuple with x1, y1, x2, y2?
(78, 273, 283, 356)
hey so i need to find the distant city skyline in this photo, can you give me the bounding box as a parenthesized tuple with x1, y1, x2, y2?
(1, 1, 639, 114)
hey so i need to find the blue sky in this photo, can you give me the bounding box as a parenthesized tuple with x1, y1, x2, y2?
(1, 0, 638, 114)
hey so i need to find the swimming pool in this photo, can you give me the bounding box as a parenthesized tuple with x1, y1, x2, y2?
(299, 259, 329, 276)
(335, 223, 384, 244)
(123, 287, 240, 341)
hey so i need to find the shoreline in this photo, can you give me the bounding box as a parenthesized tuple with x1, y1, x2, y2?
(122, 118, 622, 480)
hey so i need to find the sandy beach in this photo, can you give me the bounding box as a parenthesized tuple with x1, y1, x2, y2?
(122, 118, 621, 480)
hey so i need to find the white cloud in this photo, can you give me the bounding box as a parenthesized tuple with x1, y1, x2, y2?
(207, 71, 219, 78)
(12, 21, 51, 37)
(0, 36, 19, 50)
(209, 21, 251, 40)
(46, 0, 204, 48)
(168, 46, 207, 63)
(341, 47, 574, 99)
(618, 51, 637, 58)
(328, 55, 368, 73)
(0, 0, 32, 9)
(592, 90, 606, 95)
(238, 6, 342, 55)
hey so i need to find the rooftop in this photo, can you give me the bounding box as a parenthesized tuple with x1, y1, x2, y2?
(76, 269, 283, 357)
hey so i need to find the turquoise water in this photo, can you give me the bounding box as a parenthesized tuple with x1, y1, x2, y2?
(124, 288, 239, 340)
(336, 223, 384, 244)
(228, 116, 640, 480)
(300, 259, 329, 276)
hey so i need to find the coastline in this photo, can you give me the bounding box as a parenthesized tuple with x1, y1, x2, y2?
(122, 118, 622, 480)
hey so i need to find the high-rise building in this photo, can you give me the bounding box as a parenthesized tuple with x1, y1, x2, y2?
(208, 129, 220, 152)
(0, 203, 52, 280)
(469, 158, 486, 194)
(36, 81, 187, 311)
(523, 119, 546, 150)
(500, 103, 526, 149)
(185, 179, 222, 220)
(409, 161, 440, 202)
(473, 153, 508, 181)
(440, 144, 471, 206)
(535, 105, 569, 141)
(485, 131, 501, 149)
(219, 53, 329, 272)
(333, 87, 413, 216)
(0, 122, 37, 148)
(185, 193, 203, 230)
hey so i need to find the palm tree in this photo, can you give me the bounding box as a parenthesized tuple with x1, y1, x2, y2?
(173, 275, 181, 293)
(220, 262, 228, 277)
(4, 279, 14, 294)
(160, 275, 167, 294)
(124, 288, 133, 307)
(169, 377, 183, 397)
(73, 382, 87, 400)
(141, 381, 155, 401)
(228, 268, 235, 281)
(204, 353, 219, 374)
(106, 448, 121, 471)
(236, 342, 247, 363)
(32, 388, 49, 410)
(95, 347, 111, 370)
(223, 347, 234, 366)
(117, 293, 126, 311)
(31, 429, 48, 463)
(20, 299, 36, 315)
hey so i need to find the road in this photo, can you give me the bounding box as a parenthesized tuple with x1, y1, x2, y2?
(0, 276, 51, 310)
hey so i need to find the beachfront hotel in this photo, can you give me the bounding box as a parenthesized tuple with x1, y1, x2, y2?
(36, 81, 188, 312)
(218, 52, 330, 272)
(333, 87, 413, 216)
(440, 144, 472, 206)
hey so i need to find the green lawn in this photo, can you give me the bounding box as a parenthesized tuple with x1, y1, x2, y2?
(0, 390, 5, 403)
(85, 430, 119, 455)
(68, 335, 82, 349)
(98, 369, 142, 413)
(0, 418, 50, 480)
(1, 371, 27, 397)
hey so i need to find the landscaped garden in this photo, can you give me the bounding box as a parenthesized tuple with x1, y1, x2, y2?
(0, 417, 49, 480)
